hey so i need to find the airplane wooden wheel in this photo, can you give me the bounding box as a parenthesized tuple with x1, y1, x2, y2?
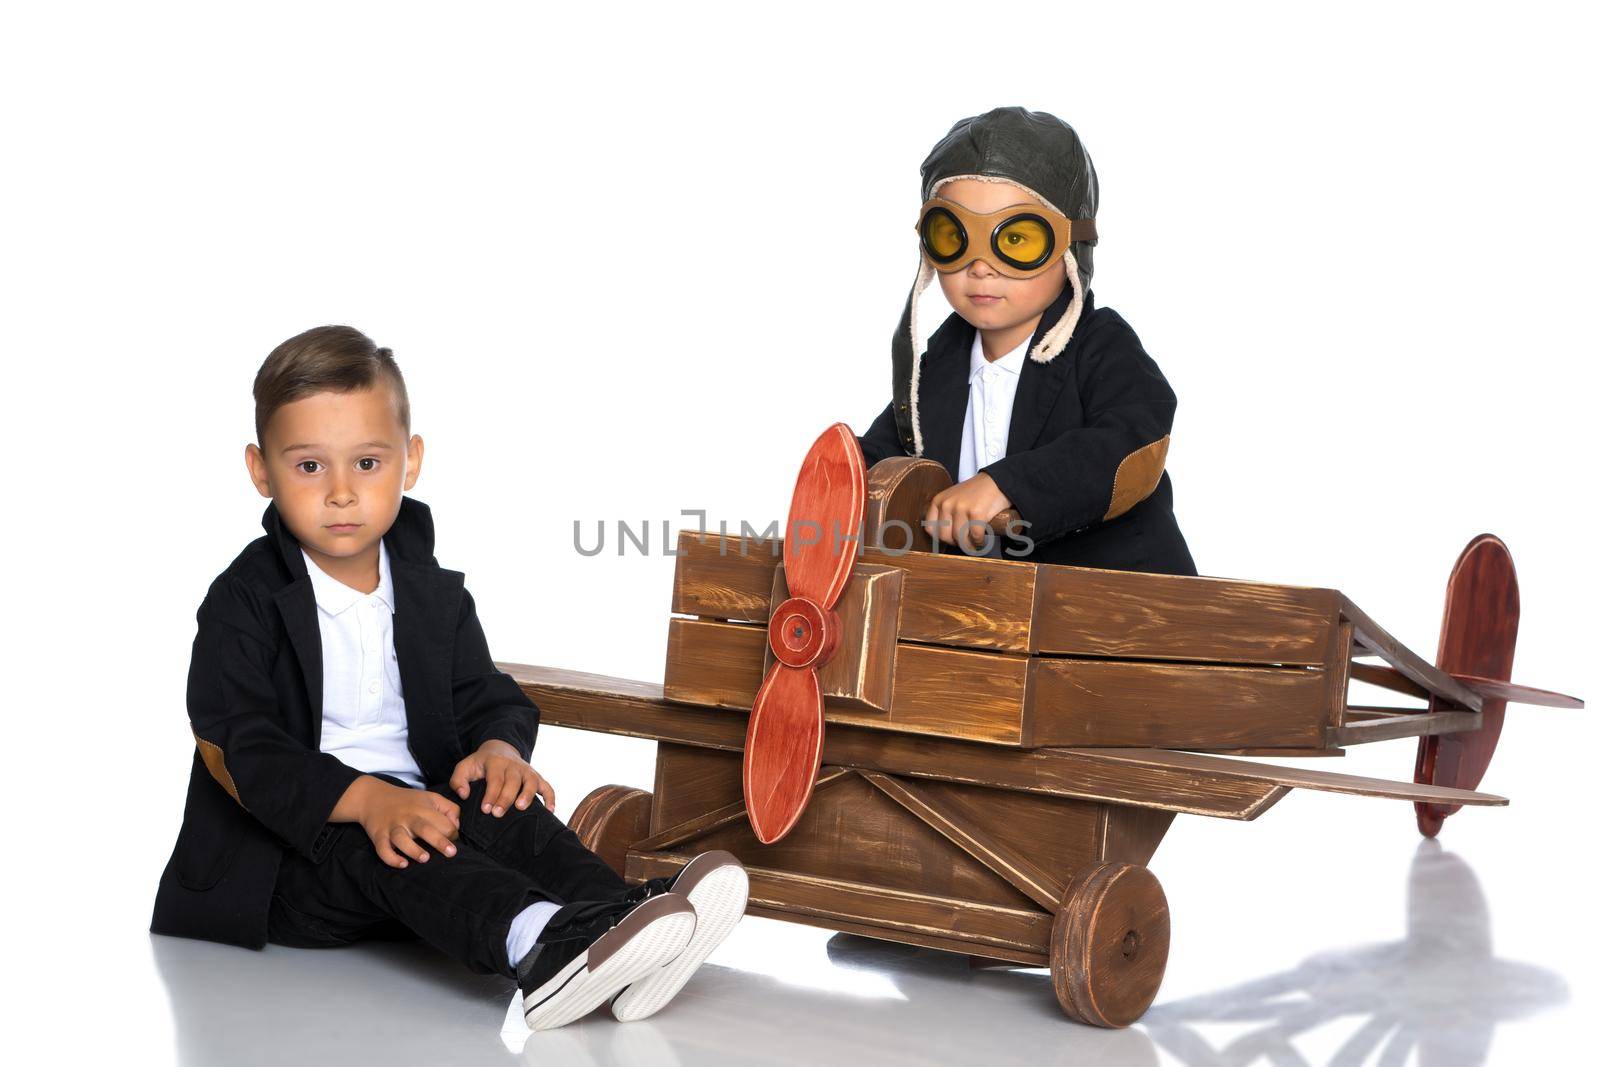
(1050, 862, 1171, 1027)
(742, 423, 866, 844)
(568, 784, 653, 879)
(1414, 535, 1519, 837)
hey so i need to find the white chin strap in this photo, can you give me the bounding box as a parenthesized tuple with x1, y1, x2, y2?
(1028, 248, 1084, 364)
(905, 257, 936, 456)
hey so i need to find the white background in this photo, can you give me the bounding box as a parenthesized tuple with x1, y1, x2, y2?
(3, 2, 1594, 1064)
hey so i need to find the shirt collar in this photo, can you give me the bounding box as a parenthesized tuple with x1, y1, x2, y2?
(301, 540, 396, 616)
(968, 329, 1029, 383)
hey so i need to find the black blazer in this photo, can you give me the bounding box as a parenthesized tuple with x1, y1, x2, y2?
(859, 287, 1197, 576)
(149, 496, 539, 949)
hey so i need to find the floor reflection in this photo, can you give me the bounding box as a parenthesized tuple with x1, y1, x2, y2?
(1141, 840, 1568, 1066)
(150, 841, 1566, 1066)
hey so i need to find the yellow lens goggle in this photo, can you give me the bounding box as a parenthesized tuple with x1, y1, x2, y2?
(916, 197, 1097, 279)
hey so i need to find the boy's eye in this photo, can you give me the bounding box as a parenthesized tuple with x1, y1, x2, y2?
(357, 457, 378, 472)
(298, 460, 321, 474)
(994, 217, 1052, 265)
(920, 208, 966, 261)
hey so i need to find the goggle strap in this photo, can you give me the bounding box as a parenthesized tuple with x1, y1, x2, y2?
(919, 205, 1098, 244)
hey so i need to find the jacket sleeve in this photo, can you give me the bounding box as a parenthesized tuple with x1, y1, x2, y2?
(451, 586, 539, 761)
(857, 400, 909, 467)
(981, 319, 1177, 544)
(187, 580, 364, 863)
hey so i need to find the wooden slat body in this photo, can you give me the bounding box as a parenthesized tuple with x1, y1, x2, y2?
(667, 617, 1033, 744)
(673, 531, 1344, 666)
(1031, 565, 1340, 665)
(669, 530, 1350, 751)
(1024, 658, 1327, 748)
(672, 530, 1037, 653)
(666, 616, 1331, 749)
(673, 528, 1348, 661)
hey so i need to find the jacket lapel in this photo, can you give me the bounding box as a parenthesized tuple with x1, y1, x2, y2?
(1006, 287, 1095, 453)
(389, 556, 465, 778)
(388, 557, 462, 726)
(1006, 352, 1069, 453)
(918, 319, 977, 477)
(261, 504, 325, 745)
(272, 579, 325, 745)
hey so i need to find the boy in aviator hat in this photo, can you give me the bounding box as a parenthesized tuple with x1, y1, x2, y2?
(857, 107, 1196, 575)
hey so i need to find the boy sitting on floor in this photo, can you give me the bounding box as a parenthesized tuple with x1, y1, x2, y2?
(150, 325, 748, 1030)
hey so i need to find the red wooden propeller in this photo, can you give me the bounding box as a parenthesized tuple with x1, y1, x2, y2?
(742, 423, 866, 844)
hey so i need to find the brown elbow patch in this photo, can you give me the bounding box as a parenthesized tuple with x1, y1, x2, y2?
(1104, 435, 1171, 521)
(192, 729, 243, 806)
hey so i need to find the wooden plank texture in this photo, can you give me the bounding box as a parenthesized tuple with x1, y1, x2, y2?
(667, 617, 1032, 744)
(689, 772, 1039, 908)
(672, 530, 1037, 652)
(860, 771, 1072, 910)
(669, 618, 1333, 749)
(1026, 658, 1328, 748)
(1031, 566, 1339, 665)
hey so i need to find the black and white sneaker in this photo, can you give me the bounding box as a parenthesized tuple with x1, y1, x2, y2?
(518, 893, 696, 1031)
(610, 851, 749, 1022)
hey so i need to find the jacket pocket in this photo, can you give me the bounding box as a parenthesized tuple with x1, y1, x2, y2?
(172, 758, 243, 891)
(171, 809, 240, 891)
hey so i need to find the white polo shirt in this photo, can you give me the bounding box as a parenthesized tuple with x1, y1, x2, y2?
(302, 540, 426, 790)
(957, 330, 1029, 482)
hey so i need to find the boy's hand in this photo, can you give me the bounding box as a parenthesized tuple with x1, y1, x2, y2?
(924, 473, 1013, 553)
(358, 781, 461, 869)
(450, 740, 556, 817)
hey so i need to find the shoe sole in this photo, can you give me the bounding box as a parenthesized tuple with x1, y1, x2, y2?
(523, 894, 696, 1031)
(611, 851, 749, 1022)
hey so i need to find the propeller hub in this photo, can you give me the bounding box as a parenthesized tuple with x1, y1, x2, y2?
(768, 596, 839, 669)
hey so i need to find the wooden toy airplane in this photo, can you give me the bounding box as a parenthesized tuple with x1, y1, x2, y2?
(497, 424, 1583, 1027)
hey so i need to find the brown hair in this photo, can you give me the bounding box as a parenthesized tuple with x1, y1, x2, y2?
(252, 325, 411, 445)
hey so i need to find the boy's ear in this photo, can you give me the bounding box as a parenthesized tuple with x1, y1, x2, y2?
(403, 434, 424, 491)
(244, 443, 273, 498)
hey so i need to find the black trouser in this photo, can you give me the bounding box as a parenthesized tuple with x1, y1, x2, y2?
(267, 775, 628, 979)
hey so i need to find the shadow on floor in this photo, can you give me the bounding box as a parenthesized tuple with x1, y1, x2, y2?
(150, 841, 1564, 1066)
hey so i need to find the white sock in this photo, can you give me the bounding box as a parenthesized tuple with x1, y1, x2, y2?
(506, 901, 562, 970)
